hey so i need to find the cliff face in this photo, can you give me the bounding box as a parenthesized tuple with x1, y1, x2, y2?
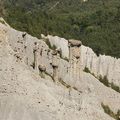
(44, 35, 120, 87)
(0, 18, 120, 120)
(81, 46, 120, 86)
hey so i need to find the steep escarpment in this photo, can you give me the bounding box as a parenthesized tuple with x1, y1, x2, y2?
(44, 35, 120, 88)
(0, 18, 120, 120)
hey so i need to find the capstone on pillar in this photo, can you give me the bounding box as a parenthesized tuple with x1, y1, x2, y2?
(51, 48, 60, 81)
(68, 39, 82, 82)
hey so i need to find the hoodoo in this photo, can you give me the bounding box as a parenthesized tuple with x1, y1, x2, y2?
(33, 42, 39, 71)
(69, 39, 82, 82)
(51, 49, 60, 81)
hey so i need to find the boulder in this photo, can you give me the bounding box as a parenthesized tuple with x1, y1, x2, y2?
(38, 65, 46, 72)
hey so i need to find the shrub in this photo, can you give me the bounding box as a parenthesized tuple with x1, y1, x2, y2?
(83, 67, 120, 93)
(73, 86, 78, 91)
(111, 82, 120, 93)
(0, 19, 5, 24)
(58, 78, 71, 88)
(99, 75, 109, 87)
(101, 103, 120, 120)
(44, 71, 54, 82)
(83, 67, 91, 73)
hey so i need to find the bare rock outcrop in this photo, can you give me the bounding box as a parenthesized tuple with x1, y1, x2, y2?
(0, 19, 120, 120)
(44, 35, 120, 87)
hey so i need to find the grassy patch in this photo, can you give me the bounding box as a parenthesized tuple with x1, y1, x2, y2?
(101, 103, 120, 120)
(44, 71, 54, 82)
(58, 78, 81, 93)
(73, 86, 78, 91)
(111, 82, 120, 93)
(83, 67, 91, 73)
(99, 75, 120, 93)
(58, 78, 71, 88)
(99, 75, 109, 87)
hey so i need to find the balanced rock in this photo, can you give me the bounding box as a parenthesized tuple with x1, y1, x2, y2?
(38, 65, 46, 72)
(69, 39, 82, 47)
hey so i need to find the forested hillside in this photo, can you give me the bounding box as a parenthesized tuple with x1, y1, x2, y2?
(1, 0, 120, 57)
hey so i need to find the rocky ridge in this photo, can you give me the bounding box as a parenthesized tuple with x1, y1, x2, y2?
(0, 18, 120, 120)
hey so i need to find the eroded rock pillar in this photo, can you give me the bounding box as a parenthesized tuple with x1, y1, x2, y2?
(68, 40, 82, 83)
(33, 42, 39, 72)
(38, 64, 46, 78)
(51, 49, 60, 81)
(22, 32, 28, 65)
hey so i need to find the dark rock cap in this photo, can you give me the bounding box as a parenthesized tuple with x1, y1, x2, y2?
(69, 39, 82, 47)
(38, 65, 46, 72)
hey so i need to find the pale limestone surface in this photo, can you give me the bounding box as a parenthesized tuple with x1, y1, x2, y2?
(81, 45, 120, 86)
(0, 20, 120, 120)
(46, 35, 69, 59)
(44, 35, 120, 87)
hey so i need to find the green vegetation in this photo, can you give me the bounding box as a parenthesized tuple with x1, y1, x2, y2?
(39, 71, 45, 78)
(99, 75, 109, 87)
(83, 67, 91, 73)
(111, 82, 120, 93)
(58, 78, 81, 93)
(0, 0, 5, 16)
(44, 71, 54, 81)
(0, 19, 5, 24)
(1, 0, 120, 58)
(101, 103, 120, 120)
(99, 75, 120, 93)
(58, 78, 71, 88)
(84, 67, 120, 93)
(73, 86, 78, 91)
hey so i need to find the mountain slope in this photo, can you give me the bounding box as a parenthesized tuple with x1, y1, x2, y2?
(1, 0, 120, 57)
(0, 18, 120, 120)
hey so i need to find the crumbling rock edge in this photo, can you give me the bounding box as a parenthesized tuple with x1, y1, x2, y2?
(0, 19, 120, 120)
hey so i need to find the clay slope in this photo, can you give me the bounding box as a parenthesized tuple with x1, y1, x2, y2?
(0, 19, 120, 120)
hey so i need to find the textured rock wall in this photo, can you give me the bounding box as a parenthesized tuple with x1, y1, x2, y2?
(44, 35, 120, 86)
(1, 17, 120, 88)
(0, 19, 120, 120)
(7, 26, 70, 83)
(45, 35, 69, 59)
(81, 46, 120, 86)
